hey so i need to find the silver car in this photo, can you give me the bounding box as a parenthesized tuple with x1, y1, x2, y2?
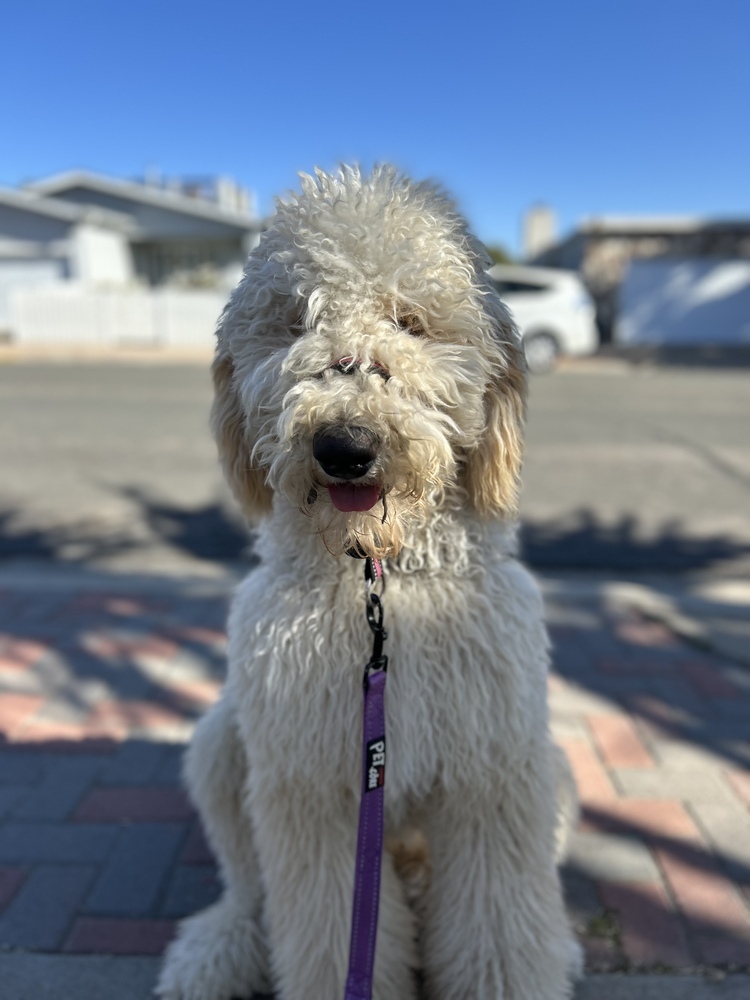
(488, 264, 599, 373)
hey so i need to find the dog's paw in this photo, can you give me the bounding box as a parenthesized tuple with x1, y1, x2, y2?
(156, 901, 271, 1000)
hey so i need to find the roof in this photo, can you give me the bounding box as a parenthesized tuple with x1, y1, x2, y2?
(578, 215, 709, 235)
(528, 214, 750, 265)
(0, 186, 134, 230)
(28, 170, 260, 231)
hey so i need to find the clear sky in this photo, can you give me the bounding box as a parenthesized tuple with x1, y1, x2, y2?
(2, 0, 748, 254)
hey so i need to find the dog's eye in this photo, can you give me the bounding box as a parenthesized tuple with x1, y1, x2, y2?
(397, 314, 425, 338)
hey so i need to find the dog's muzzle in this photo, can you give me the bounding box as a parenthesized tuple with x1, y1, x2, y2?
(313, 425, 379, 481)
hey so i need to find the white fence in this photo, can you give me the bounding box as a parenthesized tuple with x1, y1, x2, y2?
(8, 286, 228, 350)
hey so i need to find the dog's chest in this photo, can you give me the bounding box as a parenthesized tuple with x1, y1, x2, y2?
(229, 563, 548, 802)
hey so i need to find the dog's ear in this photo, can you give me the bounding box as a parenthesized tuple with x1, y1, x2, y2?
(211, 348, 274, 521)
(462, 287, 527, 519)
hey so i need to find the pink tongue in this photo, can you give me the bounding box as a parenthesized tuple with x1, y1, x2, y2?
(327, 484, 381, 512)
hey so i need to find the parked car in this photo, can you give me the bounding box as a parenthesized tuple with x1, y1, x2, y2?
(488, 264, 599, 373)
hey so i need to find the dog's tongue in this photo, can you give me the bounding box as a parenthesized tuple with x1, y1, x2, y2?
(327, 484, 381, 512)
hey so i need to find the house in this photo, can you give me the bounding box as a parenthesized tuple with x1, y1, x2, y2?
(27, 170, 262, 289)
(0, 170, 264, 344)
(527, 216, 750, 342)
(0, 186, 134, 331)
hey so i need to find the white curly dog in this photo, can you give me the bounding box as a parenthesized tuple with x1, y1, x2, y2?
(158, 166, 581, 1000)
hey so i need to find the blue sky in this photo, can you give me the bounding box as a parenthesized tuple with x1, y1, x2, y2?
(2, 0, 748, 253)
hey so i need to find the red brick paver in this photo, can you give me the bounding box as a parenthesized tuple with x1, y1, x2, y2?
(81, 632, 179, 662)
(0, 867, 27, 910)
(614, 617, 678, 648)
(725, 770, 750, 809)
(679, 659, 743, 699)
(0, 694, 44, 735)
(180, 821, 216, 865)
(655, 845, 750, 955)
(558, 737, 617, 804)
(10, 715, 123, 745)
(0, 637, 49, 672)
(63, 917, 176, 955)
(598, 880, 692, 968)
(586, 713, 654, 769)
(161, 677, 222, 708)
(581, 798, 704, 842)
(74, 787, 193, 823)
(87, 699, 189, 736)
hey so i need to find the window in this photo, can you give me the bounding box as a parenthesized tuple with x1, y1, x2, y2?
(492, 279, 549, 295)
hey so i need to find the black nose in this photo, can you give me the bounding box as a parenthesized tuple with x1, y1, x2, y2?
(312, 425, 379, 480)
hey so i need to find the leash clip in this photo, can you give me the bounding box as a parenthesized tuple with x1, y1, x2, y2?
(363, 558, 388, 689)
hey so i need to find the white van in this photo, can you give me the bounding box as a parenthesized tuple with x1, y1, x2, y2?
(488, 264, 599, 372)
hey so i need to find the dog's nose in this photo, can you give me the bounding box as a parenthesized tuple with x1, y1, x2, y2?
(312, 425, 379, 480)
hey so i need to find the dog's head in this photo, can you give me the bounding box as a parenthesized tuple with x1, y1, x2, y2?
(213, 165, 526, 559)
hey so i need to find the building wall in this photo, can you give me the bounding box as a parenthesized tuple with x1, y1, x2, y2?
(529, 233, 586, 271)
(0, 205, 75, 329)
(0, 203, 71, 242)
(71, 224, 133, 285)
(0, 208, 136, 328)
(131, 237, 244, 288)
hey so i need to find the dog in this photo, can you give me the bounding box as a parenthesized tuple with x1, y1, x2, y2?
(157, 165, 582, 1000)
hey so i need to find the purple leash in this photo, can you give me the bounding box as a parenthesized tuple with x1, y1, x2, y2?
(344, 557, 388, 1000)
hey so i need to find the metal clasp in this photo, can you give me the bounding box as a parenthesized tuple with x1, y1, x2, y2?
(363, 558, 388, 688)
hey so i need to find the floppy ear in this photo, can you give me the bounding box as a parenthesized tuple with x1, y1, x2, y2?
(211, 349, 274, 520)
(462, 288, 527, 519)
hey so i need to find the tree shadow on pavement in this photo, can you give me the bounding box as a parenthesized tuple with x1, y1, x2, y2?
(0, 578, 229, 743)
(562, 808, 750, 971)
(0, 494, 256, 570)
(4, 500, 750, 576)
(120, 487, 257, 567)
(522, 509, 750, 573)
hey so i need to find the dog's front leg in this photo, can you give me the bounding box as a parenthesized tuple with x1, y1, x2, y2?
(420, 746, 581, 1000)
(158, 696, 271, 1000)
(250, 781, 419, 1000)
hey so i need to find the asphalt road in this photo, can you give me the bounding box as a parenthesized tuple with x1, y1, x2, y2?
(1, 360, 749, 575)
(522, 363, 750, 573)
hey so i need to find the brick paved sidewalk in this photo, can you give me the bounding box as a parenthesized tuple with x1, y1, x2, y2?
(0, 569, 748, 997)
(543, 585, 750, 974)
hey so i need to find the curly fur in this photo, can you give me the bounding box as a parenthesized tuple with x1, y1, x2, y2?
(158, 165, 581, 1000)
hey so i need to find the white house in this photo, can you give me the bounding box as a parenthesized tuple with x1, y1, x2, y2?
(0, 170, 263, 346)
(28, 170, 262, 289)
(0, 187, 134, 331)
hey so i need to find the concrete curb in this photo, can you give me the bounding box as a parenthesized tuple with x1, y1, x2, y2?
(0, 347, 213, 366)
(0, 956, 747, 1000)
(576, 974, 750, 999)
(0, 954, 162, 1000)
